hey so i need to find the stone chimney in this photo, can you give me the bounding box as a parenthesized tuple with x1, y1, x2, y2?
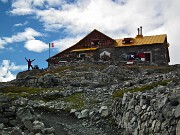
(136, 26, 143, 38)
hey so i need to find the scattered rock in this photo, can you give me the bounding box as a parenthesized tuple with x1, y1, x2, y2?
(0, 123, 4, 129)
(175, 104, 180, 118)
(176, 120, 180, 135)
(99, 106, 109, 117)
(78, 109, 89, 119)
(156, 85, 166, 93)
(16, 107, 35, 122)
(3, 63, 180, 134)
(70, 109, 77, 115)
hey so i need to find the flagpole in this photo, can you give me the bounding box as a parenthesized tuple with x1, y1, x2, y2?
(49, 43, 50, 58)
(49, 43, 54, 58)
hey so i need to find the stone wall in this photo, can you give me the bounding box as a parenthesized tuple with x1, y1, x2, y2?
(93, 44, 169, 66)
(0, 101, 55, 134)
(112, 84, 180, 135)
(16, 73, 60, 87)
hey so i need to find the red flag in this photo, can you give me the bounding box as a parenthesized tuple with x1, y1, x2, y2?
(52, 43, 54, 48)
(49, 43, 54, 48)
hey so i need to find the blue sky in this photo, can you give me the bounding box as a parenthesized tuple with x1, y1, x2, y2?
(0, 0, 180, 82)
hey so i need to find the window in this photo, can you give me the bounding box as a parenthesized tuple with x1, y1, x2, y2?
(79, 53, 86, 58)
(122, 38, 133, 44)
(127, 52, 136, 60)
(137, 52, 152, 62)
(126, 52, 152, 62)
(91, 40, 100, 46)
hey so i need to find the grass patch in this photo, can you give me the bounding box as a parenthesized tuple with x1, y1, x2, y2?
(52, 66, 76, 72)
(0, 86, 46, 94)
(64, 93, 84, 111)
(4, 92, 29, 99)
(112, 79, 171, 99)
(38, 64, 108, 76)
(37, 66, 76, 76)
(88, 64, 107, 71)
(41, 94, 62, 102)
(124, 65, 173, 73)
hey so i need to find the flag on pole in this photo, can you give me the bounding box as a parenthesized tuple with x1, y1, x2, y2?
(49, 43, 54, 48)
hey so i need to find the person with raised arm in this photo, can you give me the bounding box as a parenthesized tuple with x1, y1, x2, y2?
(25, 57, 35, 70)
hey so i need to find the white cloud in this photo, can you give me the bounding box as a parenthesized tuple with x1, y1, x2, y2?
(31, 0, 168, 35)
(0, 38, 6, 49)
(10, 0, 177, 36)
(14, 21, 28, 27)
(9, 0, 180, 36)
(0, 0, 8, 3)
(24, 39, 49, 52)
(0, 28, 47, 52)
(33, 0, 64, 7)
(10, 0, 34, 15)
(0, 60, 26, 82)
(53, 36, 82, 52)
(9, 0, 180, 64)
(0, 60, 26, 71)
(2, 28, 42, 44)
(10, 0, 64, 15)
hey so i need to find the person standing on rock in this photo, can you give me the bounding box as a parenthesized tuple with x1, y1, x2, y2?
(25, 57, 35, 70)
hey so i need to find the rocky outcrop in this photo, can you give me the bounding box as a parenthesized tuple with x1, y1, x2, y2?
(0, 101, 55, 135)
(16, 69, 44, 79)
(5, 64, 180, 134)
(112, 83, 180, 135)
(15, 64, 134, 88)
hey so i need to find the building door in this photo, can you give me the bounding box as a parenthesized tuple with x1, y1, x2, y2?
(145, 53, 151, 61)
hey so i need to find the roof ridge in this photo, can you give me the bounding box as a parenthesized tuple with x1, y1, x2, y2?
(114, 34, 167, 40)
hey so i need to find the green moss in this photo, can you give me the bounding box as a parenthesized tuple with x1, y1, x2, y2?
(64, 93, 84, 111)
(41, 95, 62, 102)
(51, 66, 76, 73)
(112, 79, 171, 99)
(0, 86, 47, 95)
(37, 66, 76, 76)
(6, 92, 29, 98)
(106, 115, 118, 127)
(37, 64, 108, 77)
(112, 90, 126, 99)
(88, 64, 107, 71)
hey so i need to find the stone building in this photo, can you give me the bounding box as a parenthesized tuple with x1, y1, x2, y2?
(47, 27, 170, 66)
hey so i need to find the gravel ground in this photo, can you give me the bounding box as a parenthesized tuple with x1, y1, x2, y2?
(35, 109, 109, 135)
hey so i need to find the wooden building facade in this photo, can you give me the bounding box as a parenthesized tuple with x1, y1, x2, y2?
(47, 28, 170, 66)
